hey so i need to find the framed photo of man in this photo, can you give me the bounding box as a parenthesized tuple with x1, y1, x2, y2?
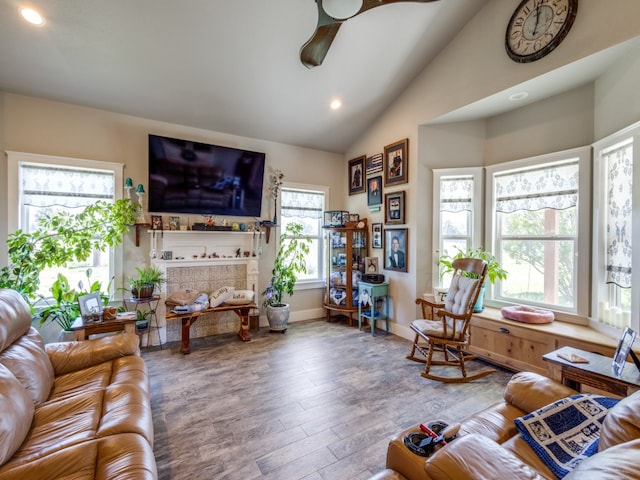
(367, 176, 383, 206)
(348, 155, 366, 195)
(384, 228, 408, 272)
(384, 190, 405, 225)
(384, 138, 408, 187)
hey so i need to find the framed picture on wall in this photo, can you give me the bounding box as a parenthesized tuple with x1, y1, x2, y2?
(348, 155, 366, 195)
(367, 176, 383, 206)
(372, 222, 382, 249)
(385, 190, 405, 225)
(384, 138, 408, 187)
(384, 228, 408, 272)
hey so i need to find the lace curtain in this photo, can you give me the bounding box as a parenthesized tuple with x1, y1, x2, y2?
(22, 164, 115, 208)
(281, 189, 323, 219)
(494, 160, 579, 213)
(440, 176, 473, 212)
(603, 142, 633, 288)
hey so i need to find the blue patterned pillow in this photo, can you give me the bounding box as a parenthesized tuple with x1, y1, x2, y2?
(515, 394, 619, 479)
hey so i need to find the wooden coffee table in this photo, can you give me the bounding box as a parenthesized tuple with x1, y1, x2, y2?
(543, 346, 640, 397)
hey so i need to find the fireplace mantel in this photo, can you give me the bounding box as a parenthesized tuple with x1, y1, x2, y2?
(147, 230, 262, 345)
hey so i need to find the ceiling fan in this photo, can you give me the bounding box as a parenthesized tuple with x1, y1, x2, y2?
(300, 0, 439, 69)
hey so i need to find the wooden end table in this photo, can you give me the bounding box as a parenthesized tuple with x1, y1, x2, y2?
(543, 346, 640, 397)
(70, 315, 137, 341)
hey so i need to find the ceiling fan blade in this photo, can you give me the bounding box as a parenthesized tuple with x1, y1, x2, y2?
(359, 0, 438, 15)
(300, 0, 438, 68)
(300, 22, 342, 69)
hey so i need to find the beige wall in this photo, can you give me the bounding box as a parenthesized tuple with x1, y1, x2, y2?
(0, 93, 344, 318)
(345, 0, 640, 340)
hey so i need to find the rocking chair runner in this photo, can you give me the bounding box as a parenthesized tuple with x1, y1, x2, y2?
(407, 258, 495, 383)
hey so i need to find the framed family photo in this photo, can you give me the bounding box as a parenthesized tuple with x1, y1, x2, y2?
(367, 175, 383, 206)
(385, 190, 405, 225)
(384, 138, 408, 187)
(365, 256, 379, 273)
(384, 228, 408, 272)
(372, 222, 382, 249)
(151, 215, 163, 230)
(612, 326, 637, 377)
(348, 155, 366, 195)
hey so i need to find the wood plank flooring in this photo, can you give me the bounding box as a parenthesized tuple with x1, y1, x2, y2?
(142, 319, 514, 480)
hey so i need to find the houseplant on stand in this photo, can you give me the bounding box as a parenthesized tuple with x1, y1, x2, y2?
(261, 222, 311, 332)
(437, 247, 508, 312)
(129, 265, 166, 299)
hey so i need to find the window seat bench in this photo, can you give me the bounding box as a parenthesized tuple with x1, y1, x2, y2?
(469, 307, 621, 375)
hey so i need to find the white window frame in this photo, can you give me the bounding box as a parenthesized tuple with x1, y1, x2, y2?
(280, 182, 328, 291)
(484, 146, 591, 319)
(6, 151, 125, 299)
(592, 121, 640, 335)
(432, 167, 484, 289)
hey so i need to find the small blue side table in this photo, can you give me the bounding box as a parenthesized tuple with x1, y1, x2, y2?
(358, 281, 390, 336)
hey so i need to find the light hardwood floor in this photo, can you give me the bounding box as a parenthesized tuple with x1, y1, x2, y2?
(143, 319, 513, 480)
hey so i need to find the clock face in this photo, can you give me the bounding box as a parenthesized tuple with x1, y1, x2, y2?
(505, 0, 578, 63)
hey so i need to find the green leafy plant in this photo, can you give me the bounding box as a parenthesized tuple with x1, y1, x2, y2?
(261, 222, 311, 308)
(0, 199, 138, 304)
(38, 269, 111, 331)
(438, 247, 508, 285)
(129, 265, 166, 298)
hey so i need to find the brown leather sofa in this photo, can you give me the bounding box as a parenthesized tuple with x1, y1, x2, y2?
(372, 371, 640, 480)
(0, 289, 156, 479)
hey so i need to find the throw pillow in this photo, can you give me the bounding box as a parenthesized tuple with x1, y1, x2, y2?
(514, 394, 619, 479)
(165, 289, 201, 307)
(224, 290, 254, 305)
(209, 286, 235, 307)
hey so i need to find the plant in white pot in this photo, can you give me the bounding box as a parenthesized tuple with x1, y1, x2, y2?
(261, 222, 311, 332)
(437, 247, 508, 312)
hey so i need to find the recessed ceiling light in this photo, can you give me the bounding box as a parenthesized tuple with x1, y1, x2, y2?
(509, 92, 529, 101)
(330, 99, 342, 110)
(21, 7, 45, 26)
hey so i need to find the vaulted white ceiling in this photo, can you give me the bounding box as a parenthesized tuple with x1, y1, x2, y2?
(0, 0, 488, 153)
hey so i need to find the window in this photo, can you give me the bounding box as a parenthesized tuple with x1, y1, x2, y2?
(7, 152, 125, 300)
(432, 168, 483, 287)
(592, 122, 640, 332)
(280, 184, 326, 286)
(486, 147, 591, 315)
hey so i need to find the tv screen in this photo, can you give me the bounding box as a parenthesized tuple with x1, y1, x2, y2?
(148, 134, 266, 217)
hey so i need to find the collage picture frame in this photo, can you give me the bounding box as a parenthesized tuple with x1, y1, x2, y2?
(385, 190, 405, 225)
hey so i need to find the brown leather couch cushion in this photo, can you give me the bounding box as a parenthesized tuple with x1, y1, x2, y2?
(599, 390, 640, 451)
(0, 290, 32, 351)
(0, 364, 34, 466)
(424, 434, 546, 480)
(504, 371, 577, 414)
(0, 328, 54, 404)
(565, 438, 640, 480)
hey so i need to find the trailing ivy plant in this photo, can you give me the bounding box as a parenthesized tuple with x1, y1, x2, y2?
(0, 199, 138, 304)
(261, 222, 311, 308)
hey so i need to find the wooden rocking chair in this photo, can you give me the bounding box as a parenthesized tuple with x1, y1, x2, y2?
(407, 258, 495, 383)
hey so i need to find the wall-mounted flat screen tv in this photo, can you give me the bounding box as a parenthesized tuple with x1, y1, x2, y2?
(148, 134, 266, 217)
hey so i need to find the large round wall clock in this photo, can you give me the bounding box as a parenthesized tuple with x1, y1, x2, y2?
(505, 0, 578, 63)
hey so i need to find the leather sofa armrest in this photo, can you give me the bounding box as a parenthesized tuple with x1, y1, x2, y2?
(45, 333, 140, 375)
(503, 371, 577, 414)
(424, 434, 546, 480)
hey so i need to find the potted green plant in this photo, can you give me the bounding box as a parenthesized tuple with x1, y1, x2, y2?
(437, 247, 508, 312)
(38, 269, 111, 340)
(0, 199, 138, 306)
(129, 265, 166, 299)
(261, 222, 311, 332)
